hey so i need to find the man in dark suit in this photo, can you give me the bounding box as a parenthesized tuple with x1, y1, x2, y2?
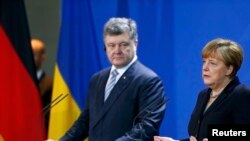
(31, 38, 53, 137)
(59, 17, 167, 141)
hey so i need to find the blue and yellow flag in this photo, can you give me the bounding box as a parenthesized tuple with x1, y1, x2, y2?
(48, 0, 102, 139)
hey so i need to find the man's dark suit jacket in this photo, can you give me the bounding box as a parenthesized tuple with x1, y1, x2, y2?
(187, 77, 250, 141)
(60, 61, 166, 141)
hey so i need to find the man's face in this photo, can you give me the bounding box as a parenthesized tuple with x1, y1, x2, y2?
(104, 32, 137, 68)
(31, 40, 45, 70)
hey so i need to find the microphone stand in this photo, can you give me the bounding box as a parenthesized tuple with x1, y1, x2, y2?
(129, 96, 168, 141)
(37, 93, 69, 141)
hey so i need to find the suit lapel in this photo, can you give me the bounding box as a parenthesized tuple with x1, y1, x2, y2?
(203, 87, 236, 116)
(102, 73, 131, 108)
(203, 92, 227, 116)
(204, 77, 240, 116)
(196, 91, 210, 118)
(38, 70, 45, 82)
(93, 70, 109, 116)
(91, 62, 137, 128)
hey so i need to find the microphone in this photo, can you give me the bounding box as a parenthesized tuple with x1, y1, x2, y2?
(133, 96, 167, 126)
(37, 93, 69, 141)
(129, 96, 168, 140)
(43, 93, 69, 115)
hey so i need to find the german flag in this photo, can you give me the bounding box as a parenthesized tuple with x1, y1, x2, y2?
(0, 0, 44, 140)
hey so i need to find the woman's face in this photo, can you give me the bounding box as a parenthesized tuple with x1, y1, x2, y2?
(202, 56, 232, 89)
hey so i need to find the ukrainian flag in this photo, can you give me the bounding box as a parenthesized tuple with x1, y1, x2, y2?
(48, 0, 102, 139)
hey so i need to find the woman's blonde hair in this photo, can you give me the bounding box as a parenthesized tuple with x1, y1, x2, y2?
(202, 38, 243, 78)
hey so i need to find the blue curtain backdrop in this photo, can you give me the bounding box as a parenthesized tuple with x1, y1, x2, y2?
(59, 0, 250, 139)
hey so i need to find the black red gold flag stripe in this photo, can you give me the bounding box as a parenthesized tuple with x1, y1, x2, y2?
(0, 0, 44, 140)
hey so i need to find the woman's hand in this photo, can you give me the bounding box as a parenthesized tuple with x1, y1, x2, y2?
(190, 136, 208, 141)
(190, 136, 197, 141)
(154, 136, 179, 141)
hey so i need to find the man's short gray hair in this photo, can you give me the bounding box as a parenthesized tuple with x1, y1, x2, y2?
(103, 17, 138, 41)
